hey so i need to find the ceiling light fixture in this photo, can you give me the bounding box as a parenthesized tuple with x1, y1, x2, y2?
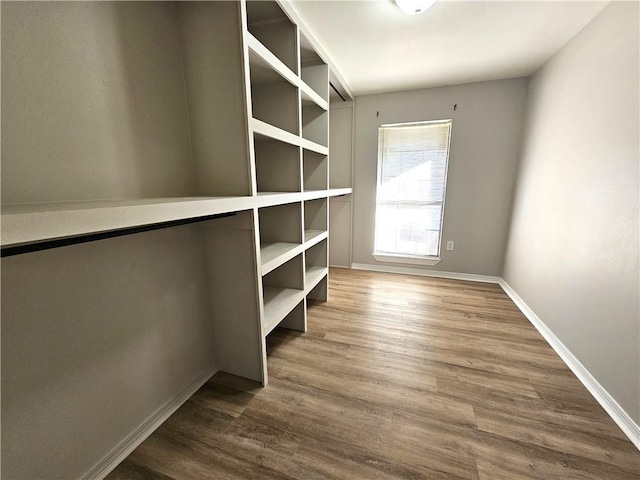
(395, 0, 436, 15)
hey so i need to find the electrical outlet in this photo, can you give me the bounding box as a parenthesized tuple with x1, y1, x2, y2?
(446, 241, 454, 251)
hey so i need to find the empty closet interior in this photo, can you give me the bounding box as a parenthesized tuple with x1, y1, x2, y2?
(1, 1, 352, 479)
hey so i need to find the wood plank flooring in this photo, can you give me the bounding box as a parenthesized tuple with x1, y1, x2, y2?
(107, 267, 639, 479)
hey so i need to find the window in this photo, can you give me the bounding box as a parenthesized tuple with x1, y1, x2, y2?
(373, 120, 452, 265)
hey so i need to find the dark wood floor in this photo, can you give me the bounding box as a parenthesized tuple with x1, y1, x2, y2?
(108, 267, 639, 479)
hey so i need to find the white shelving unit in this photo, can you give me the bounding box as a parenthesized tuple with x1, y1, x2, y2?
(1, 2, 351, 477)
(2, 0, 350, 369)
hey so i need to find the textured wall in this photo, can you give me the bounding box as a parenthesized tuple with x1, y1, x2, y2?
(503, 2, 640, 423)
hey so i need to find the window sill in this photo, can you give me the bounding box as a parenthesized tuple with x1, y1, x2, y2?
(372, 253, 441, 266)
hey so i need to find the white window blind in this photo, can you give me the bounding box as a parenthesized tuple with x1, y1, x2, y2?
(374, 120, 452, 258)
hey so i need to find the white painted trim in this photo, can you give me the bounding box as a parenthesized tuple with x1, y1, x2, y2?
(81, 363, 218, 480)
(499, 279, 640, 451)
(350, 262, 501, 284)
(372, 253, 441, 266)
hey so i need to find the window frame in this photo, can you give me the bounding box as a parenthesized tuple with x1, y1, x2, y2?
(372, 119, 453, 266)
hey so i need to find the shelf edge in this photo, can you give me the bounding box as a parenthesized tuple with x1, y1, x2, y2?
(262, 287, 306, 336)
(304, 266, 328, 294)
(1, 197, 256, 249)
(261, 242, 304, 276)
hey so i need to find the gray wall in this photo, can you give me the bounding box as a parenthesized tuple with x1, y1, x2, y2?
(1, 3, 219, 478)
(351, 78, 528, 275)
(1, 227, 217, 480)
(1, 1, 195, 204)
(503, 2, 639, 423)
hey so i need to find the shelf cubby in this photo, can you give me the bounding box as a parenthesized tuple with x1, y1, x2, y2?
(329, 104, 354, 189)
(249, 51, 299, 136)
(255, 137, 302, 193)
(277, 299, 306, 334)
(304, 198, 328, 242)
(303, 149, 328, 192)
(246, 0, 298, 76)
(258, 203, 303, 275)
(262, 254, 305, 335)
(305, 238, 328, 297)
(302, 102, 329, 147)
(300, 32, 329, 103)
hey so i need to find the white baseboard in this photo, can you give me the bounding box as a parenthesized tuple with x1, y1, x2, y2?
(81, 362, 219, 480)
(499, 279, 640, 450)
(350, 262, 501, 284)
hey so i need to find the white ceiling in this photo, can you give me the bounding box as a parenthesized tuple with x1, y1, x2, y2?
(291, 0, 610, 96)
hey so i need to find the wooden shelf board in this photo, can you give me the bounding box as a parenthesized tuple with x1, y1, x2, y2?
(255, 192, 303, 208)
(246, 34, 298, 88)
(299, 136, 328, 155)
(304, 229, 327, 245)
(252, 119, 328, 156)
(300, 83, 328, 111)
(302, 189, 327, 195)
(2, 191, 346, 248)
(1, 196, 257, 248)
(253, 118, 301, 148)
(327, 187, 352, 198)
(261, 242, 303, 275)
(305, 266, 328, 294)
(262, 286, 305, 335)
(248, 51, 286, 86)
(255, 191, 336, 207)
(247, 33, 327, 112)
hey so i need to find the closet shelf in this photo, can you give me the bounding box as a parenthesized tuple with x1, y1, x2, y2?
(255, 191, 304, 206)
(245, 189, 351, 203)
(246, 33, 328, 111)
(1, 197, 258, 248)
(305, 266, 328, 294)
(2, 189, 353, 249)
(246, 33, 298, 88)
(261, 241, 302, 275)
(304, 229, 327, 246)
(262, 286, 305, 335)
(302, 190, 330, 201)
(252, 118, 328, 156)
